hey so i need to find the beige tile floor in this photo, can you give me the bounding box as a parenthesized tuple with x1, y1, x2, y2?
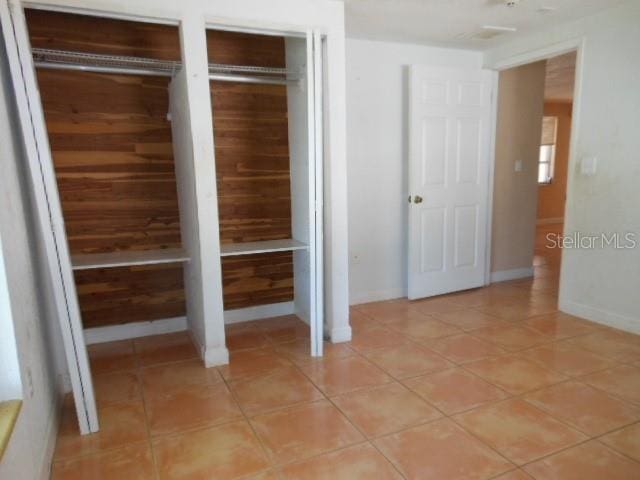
(51, 225, 640, 479)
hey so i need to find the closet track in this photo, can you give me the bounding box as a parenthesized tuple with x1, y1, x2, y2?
(31, 47, 301, 85)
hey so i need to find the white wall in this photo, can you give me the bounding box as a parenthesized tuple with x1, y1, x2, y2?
(485, 1, 640, 332)
(346, 38, 482, 304)
(0, 29, 66, 479)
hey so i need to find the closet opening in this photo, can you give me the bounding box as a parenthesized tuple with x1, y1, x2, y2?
(25, 8, 191, 335)
(23, 8, 194, 432)
(207, 28, 324, 355)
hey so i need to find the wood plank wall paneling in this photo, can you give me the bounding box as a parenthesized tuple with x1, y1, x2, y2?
(36, 69, 183, 254)
(221, 252, 294, 310)
(208, 30, 294, 310)
(212, 81, 293, 243)
(24, 8, 181, 61)
(206, 30, 286, 67)
(27, 10, 186, 328)
(74, 264, 186, 328)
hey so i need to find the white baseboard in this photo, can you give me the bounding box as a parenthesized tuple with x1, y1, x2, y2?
(349, 287, 405, 306)
(203, 346, 230, 367)
(560, 299, 640, 335)
(224, 301, 295, 324)
(536, 217, 564, 225)
(490, 267, 534, 283)
(84, 316, 187, 344)
(187, 329, 230, 367)
(330, 325, 352, 343)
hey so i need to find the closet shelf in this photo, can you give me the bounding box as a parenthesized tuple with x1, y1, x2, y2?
(220, 239, 308, 257)
(71, 248, 189, 271)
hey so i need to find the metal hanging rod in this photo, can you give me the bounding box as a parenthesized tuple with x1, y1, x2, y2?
(31, 48, 301, 86)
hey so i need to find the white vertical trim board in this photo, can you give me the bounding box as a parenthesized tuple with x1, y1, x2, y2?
(305, 29, 319, 357)
(286, 35, 313, 334)
(490, 267, 534, 283)
(83, 317, 188, 345)
(180, 14, 229, 367)
(484, 71, 500, 286)
(312, 30, 324, 357)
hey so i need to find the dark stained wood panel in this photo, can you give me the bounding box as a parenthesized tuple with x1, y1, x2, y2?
(221, 252, 293, 310)
(36, 69, 182, 254)
(74, 263, 185, 328)
(207, 29, 286, 68)
(27, 10, 187, 327)
(212, 81, 292, 244)
(209, 30, 294, 310)
(25, 8, 181, 60)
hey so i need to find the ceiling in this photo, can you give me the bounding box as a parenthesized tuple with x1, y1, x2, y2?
(344, 0, 627, 49)
(544, 51, 576, 103)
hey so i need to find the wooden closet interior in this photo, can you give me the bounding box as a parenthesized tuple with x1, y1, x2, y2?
(26, 9, 188, 330)
(25, 9, 316, 341)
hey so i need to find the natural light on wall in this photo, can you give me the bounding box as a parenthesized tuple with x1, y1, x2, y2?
(0, 232, 23, 459)
(0, 234, 21, 402)
(538, 116, 558, 184)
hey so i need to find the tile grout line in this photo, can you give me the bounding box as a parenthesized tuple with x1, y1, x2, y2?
(133, 363, 162, 480)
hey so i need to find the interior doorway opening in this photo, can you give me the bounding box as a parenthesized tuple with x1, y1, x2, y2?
(490, 50, 577, 296)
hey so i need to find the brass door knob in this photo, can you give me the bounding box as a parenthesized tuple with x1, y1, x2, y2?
(413, 195, 423, 204)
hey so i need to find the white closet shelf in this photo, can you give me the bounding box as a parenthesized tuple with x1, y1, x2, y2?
(71, 248, 190, 270)
(220, 239, 308, 257)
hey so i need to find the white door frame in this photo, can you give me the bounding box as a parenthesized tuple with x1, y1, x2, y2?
(484, 37, 586, 308)
(310, 30, 324, 356)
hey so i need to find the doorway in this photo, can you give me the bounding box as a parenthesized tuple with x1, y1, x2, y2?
(490, 50, 578, 296)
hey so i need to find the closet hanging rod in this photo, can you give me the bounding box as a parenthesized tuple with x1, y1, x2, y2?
(31, 48, 301, 85)
(33, 61, 174, 78)
(209, 73, 292, 85)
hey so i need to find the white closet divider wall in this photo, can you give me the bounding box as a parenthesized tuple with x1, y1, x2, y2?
(169, 68, 210, 363)
(287, 36, 313, 326)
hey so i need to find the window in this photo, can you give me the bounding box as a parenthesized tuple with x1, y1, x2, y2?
(538, 116, 558, 184)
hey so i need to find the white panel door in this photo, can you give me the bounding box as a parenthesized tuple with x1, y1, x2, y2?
(0, 1, 98, 433)
(408, 66, 493, 300)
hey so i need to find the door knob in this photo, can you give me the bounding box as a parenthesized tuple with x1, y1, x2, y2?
(413, 195, 423, 204)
